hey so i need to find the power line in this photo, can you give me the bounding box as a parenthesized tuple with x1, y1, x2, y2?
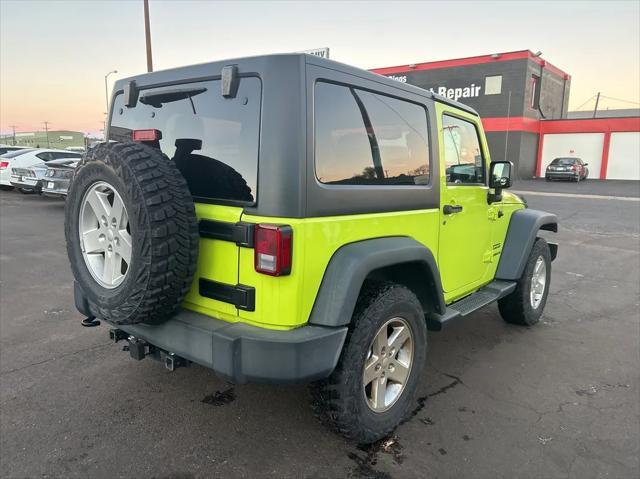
(574, 93, 640, 111)
(574, 94, 596, 111)
(599, 95, 640, 106)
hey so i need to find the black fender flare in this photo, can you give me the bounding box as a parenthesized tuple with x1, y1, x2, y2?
(308, 237, 446, 328)
(495, 209, 558, 281)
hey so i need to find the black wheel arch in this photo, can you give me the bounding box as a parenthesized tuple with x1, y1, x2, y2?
(308, 237, 446, 328)
(495, 208, 558, 281)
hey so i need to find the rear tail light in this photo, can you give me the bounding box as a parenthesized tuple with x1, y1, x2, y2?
(132, 129, 162, 142)
(0, 161, 8, 169)
(254, 224, 292, 276)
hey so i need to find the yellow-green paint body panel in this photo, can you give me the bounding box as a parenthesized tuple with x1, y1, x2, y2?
(182, 203, 243, 323)
(181, 101, 525, 332)
(238, 209, 440, 329)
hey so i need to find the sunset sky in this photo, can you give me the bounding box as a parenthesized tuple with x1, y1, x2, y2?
(1, 0, 639, 136)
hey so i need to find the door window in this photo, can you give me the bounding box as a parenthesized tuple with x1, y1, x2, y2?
(442, 115, 485, 185)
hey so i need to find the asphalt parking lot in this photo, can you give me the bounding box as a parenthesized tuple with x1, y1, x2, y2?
(1, 184, 638, 479)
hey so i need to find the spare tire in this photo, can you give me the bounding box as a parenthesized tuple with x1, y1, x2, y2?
(65, 142, 199, 325)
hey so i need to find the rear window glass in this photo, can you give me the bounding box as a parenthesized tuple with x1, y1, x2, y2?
(551, 158, 577, 165)
(315, 82, 429, 186)
(109, 77, 261, 204)
(1, 149, 34, 158)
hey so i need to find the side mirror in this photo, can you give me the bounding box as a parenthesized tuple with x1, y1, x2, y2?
(583, 163, 588, 166)
(489, 161, 513, 189)
(488, 161, 513, 204)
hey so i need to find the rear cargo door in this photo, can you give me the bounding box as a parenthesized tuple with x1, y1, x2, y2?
(108, 76, 262, 321)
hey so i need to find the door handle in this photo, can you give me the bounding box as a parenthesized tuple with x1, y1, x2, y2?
(443, 204, 463, 215)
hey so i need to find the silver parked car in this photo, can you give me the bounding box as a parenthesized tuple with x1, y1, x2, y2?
(10, 165, 48, 193)
(41, 158, 80, 198)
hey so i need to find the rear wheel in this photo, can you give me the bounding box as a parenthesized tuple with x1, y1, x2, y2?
(498, 238, 551, 326)
(311, 282, 427, 443)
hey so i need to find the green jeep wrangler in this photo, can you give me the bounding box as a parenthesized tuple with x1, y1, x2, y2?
(65, 54, 557, 443)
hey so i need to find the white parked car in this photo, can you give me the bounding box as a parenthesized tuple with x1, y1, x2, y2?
(0, 145, 30, 156)
(0, 148, 35, 189)
(2, 149, 82, 191)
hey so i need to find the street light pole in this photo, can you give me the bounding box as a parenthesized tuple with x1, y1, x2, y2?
(104, 70, 118, 112)
(144, 0, 153, 72)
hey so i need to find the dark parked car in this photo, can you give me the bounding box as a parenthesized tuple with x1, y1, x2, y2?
(545, 157, 589, 182)
(41, 158, 80, 198)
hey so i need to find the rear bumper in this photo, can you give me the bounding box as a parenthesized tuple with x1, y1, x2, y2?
(42, 178, 71, 197)
(545, 171, 578, 180)
(106, 308, 348, 384)
(10, 178, 39, 188)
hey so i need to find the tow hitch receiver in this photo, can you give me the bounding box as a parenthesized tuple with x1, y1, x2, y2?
(108, 329, 191, 371)
(109, 329, 128, 343)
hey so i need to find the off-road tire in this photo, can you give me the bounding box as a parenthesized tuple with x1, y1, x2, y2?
(65, 142, 199, 325)
(310, 282, 427, 443)
(498, 238, 551, 326)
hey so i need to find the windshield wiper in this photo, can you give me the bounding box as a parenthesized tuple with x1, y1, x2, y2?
(139, 87, 207, 110)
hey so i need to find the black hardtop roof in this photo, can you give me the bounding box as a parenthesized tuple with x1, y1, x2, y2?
(113, 53, 479, 116)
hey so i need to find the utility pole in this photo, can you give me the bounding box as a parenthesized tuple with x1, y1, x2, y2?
(143, 0, 153, 72)
(593, 92, 601, 118)
(43, 121, 51, 148)
(503, 91, 512, 163)
(9, 125, 17, 145)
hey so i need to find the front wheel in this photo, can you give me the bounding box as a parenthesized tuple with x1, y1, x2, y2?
(310, 282, 427, 443)
(498, 238, 551, 326)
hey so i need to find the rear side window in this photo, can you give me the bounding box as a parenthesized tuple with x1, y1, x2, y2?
(109, 77, 261, 204)
(36, 152, 54, 161)
(315, 82, 429, 186)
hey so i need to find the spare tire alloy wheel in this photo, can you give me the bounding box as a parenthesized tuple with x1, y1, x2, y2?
(363, 317, 413, 412)
(79, 181, 132, 289)
(65, 142, 199, 326)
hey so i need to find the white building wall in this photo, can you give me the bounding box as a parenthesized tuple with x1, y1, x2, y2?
(540, 133, 604, 179)
(606, 132, 640, 180)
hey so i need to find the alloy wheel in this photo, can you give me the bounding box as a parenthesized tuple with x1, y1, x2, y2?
(363, 317, 414, 413)
(79, 181, 132, 289)
(530, 256, 547, 309)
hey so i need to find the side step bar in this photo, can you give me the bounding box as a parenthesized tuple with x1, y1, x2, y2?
(427, 280, 517, 331)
